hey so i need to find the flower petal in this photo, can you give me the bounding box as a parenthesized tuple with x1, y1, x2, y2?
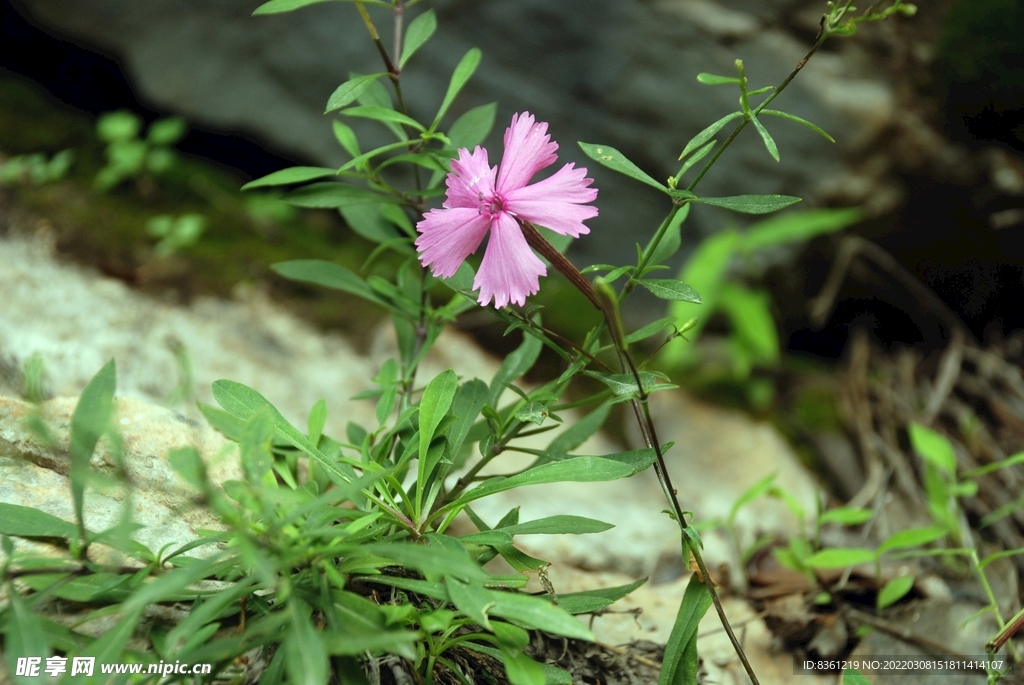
(444, 146, 496, 209)
(506, 163, 599, 237)
(495, 112, 558, 193)
(415, 207, 491, 279)
(475, 212, 546, 308)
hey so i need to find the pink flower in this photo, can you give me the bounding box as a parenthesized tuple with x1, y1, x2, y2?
(415, 112, 598, 308)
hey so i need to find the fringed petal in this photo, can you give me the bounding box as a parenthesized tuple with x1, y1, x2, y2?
(474, 213, 546, 308)
(415, 207, 491, 279)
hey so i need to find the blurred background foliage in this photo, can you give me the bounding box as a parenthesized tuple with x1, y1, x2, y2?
(0, 0, 1021, 411)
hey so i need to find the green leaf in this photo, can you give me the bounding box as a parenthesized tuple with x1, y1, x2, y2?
(696, 72, 742, 85)
(285, 602, 328, 685)
(448, 379, 488, 458)
(343, 105, 425, 132)
(283, 182, 393, 208)
(578, 142, 666, 192)
(877, 575, 915, 610)
(804, 547, 877, 569)
(341, 204, 406, 245)
(636, 279, 701, 303)
(489, 332, 542, 408)
(212, 380, 353, 485)
(694, 194, 802, 214)
(675, 140, 716, 183)
(487, 590, 593, 640)
(728, 473, 777, 526)
(147, 117, 187, 146)
(647, 204, 690, 267)
(446, 575, 494, 629)
(361, 536, 486, 582)
(908, 423, 957, 475)
(878, 525, 947, 554)
(819, 507, 873, 526)
(400, 9, 437, 68)
(434, 48, 482, 127)
(320, 630, 419, 659)
(744, 208, 861, 251)
(273, 259, 389, 308)
(717, 282, 780, 365)
(679, 111, 743, 160)
(844, 668, 873, 685)
(7, 591, 50, 681)
(750, 115, 780, 162)
(500, 650, 547, 685)
(0, 503, 78, 538)
(557, 578, 647, 615)
(326, 73, 387, 113)
(332, 120, 360, 158)
(241, 166, 337, 190)
(448, 102, 498, 150)
(418, 370, 459, 498)
(546, 402, 611, 454)
(495, 515, 613, 536)
(240, 406, 276, 484)
(625, 316, 676, 345)
(514, 401, 550, 426)
(760, 109, 835, 143)
(338, 140, 414, 173)
(584, 371, 677, 398)
(658, 574, 712, 685)
(69, 359, 116, 534)
(308, 398, 328, 446)
(253, 0, 341, 14)
(454, 457, 639, 507)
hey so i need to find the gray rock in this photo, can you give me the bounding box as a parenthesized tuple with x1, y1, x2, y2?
(0, 394, 242, 566)
(14, 0, 898, 279)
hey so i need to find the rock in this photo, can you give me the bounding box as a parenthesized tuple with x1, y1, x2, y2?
(12, 0, 902, 277)
(0, 229, 821, 584)
(0, 394, 242, 566)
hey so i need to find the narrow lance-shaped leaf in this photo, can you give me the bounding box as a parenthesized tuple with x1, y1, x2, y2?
(69, 359, 116, 538)
(646, 203, 690, 267)
(744, 208, 861, 251)
(0, 503, 79, 538)
(877, 575, 915, 610)
(212, 380, 353, 485)
(694, 194, 801, 214)
(448, 102, 498, 150)
(433, 48, 482, 128)
(674, 139, 716, 183)
(252, 0, 342, 15)
(750, 114, 780, 162)
(418, 370, 459, 505)
(760, 108, 835, 143)
(658, 574, 712, 685)
(696, 72, 742, 85)
(241, 167, 337, 190)
(343, 105, 425, 132)
(678, 111, 743, 160)
(578, 142, 667, 192)
(282, 182, 395, 209)
(451, 457, 639, 509)
(399, 9, 436, 68)
(488, 332, 542, 408)
(325, 73, 387, 113)
(636, 279, 702, 303)
(285, 601, 329, 685)
(272, 260, 389, 308)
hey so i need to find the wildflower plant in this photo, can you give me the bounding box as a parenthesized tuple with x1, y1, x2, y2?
(0, 1, 920, 684)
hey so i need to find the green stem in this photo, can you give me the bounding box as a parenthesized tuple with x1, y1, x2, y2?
(523, 221, 761, 685)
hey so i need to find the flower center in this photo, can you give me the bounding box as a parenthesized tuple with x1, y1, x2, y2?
(479, 192, 508, 217)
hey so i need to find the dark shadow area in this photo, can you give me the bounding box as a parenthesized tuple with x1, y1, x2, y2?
(1, 0, 303, 179)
